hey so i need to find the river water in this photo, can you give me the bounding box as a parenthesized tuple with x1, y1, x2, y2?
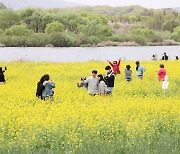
(0, 46, 179, 62)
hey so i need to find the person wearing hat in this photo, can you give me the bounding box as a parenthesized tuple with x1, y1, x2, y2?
(107, 58, 121, 74)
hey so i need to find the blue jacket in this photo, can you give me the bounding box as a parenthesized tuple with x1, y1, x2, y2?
(42, 82, 55, 97)
(136, 65, 146, 77)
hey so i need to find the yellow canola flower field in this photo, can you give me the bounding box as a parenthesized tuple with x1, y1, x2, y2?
(0, 61, 179, 153)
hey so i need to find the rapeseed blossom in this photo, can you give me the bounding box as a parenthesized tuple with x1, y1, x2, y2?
(0, 61, 179, 153)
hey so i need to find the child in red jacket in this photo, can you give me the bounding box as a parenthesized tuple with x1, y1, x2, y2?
(157, 64, 166, 81)
(107, 58, 121, 74)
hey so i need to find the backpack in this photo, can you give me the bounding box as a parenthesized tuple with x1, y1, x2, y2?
(36, 81, 45, 100)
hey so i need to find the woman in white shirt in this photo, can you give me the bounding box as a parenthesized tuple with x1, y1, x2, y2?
(97, 74, 107, 96)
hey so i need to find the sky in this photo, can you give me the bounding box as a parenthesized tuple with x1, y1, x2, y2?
(68, 0, 180, 9)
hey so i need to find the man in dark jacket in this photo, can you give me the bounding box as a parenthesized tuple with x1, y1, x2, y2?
(0, 67, 7, 83)
(162, 53, 168, 61)
(104, 66, 115, 94)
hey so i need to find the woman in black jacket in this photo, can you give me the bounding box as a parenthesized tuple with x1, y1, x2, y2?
(0, 67, 7, 83)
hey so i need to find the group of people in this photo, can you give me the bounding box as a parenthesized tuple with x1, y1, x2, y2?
(77, 59, 147, 96)
(0, 57, 170, 100)
(77, 59, 169, 96)
(152, 52, 179, 61)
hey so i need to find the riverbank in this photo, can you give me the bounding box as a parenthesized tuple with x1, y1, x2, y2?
(1, 40, 180, 48)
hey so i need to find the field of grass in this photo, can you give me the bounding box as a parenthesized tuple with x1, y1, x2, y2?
(0, 61, 179, 154)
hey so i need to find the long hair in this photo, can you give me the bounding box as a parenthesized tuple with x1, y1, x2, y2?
(40, 74, 50, 83)
(97, 74, 104, 83)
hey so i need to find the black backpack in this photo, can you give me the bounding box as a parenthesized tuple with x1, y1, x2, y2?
(36, 82, 45, 100)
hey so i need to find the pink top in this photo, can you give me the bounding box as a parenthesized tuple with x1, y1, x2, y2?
(158, 68, 166, 80)
(109, 60, 121, 74)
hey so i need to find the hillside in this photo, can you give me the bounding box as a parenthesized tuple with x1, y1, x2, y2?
(173, 7, 180, 12)
(53, 5, 155, 16)
(0, 0, 83, 10)
(0, 2, 7, 9)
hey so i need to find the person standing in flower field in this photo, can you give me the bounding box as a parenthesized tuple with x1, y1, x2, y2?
(97, 74, 107, 96)
(124, 65, 132, 82)
(0, 67, 7, 84)
(83, 70, 99, 96)
(36, 74, 55, 101)
(77, 77, 88, 88)
(42, 74, 55, 101)
(104, 66, 115, 94)
(135, 61, 146, 79)
(157, 64, 166, 81)
(107, 58, 121, 74)
(156, 64, 168, 94)
(36, 74, 49, 100)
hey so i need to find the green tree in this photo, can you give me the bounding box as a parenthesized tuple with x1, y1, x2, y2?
(45, 21, 64, 34)
(49, 32, 76, 47)
(5, 24, 33, 36)
(163, 20, 179, 32)
(20, 8, 54, 32)
(0, 10, 20, 30)
(96, 25, 113, 37)
(0, 2, 7, 10)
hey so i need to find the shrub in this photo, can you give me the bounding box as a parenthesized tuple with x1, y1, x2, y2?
(4, 24, 33, 36)
(45, 21, 64, 34)
(49, 32, 76, 47)
(111, 34, 131, 42)
(130, 34, 146, 45)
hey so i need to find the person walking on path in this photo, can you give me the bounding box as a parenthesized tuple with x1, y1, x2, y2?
(135, 61, 146, 79)
(107, 58, 121, 74)
(104, 66, 115, 94)
(84, 70, 99, 96)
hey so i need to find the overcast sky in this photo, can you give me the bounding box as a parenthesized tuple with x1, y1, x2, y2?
(68, 0, 180, 9)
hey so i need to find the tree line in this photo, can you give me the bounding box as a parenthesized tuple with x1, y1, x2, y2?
(0, 4, 180, 47)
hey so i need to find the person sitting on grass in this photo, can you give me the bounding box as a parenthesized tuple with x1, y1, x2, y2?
(42, 74, 55, 101)
(104, 66, 115, 95)
(77, 77, 88, 88)
(107, 58, 121, 74)
(135, 61, 146, 79)
(0, 67, 7, 84)
(157, 64, 166, 81)
(124, 65, 132, 82)
(83, 70, 99, 96)
(97, 74, 107, 96)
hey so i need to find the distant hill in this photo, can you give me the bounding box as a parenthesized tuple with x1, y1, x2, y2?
(51, 5, 177, 16)
(173, 7, 180, 12)
(0, 2, 7, 9)
(0, 0, 83, 10)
